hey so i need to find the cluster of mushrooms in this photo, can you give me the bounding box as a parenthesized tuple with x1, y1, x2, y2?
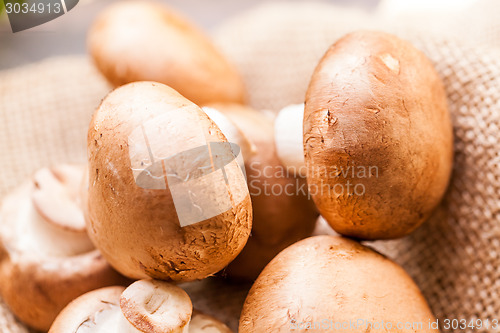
(0, 1, 453, 332)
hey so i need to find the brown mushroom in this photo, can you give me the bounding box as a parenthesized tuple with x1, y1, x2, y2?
(239, 235, 437, 332)
(203, 104, 318, 280)
(86, 82, 252, 282)
(303, 31, 453, 239)
(0, 165, 125, 331)
(88, 1, 245, 106)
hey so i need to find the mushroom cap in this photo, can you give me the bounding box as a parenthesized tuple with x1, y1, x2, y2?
(48, 286, 125, 333)
(239, 235, 437, 332)
(88, 1, 245, 106)
(86, 82, 252, 281)
(204, 104, 318, 280)
(303, 31, 453, 239)
(0, 165, 125, 331)
(120, 280, 192, 333)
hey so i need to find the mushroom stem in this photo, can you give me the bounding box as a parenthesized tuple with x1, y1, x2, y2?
(273, 103, 306, 177)
(2, 166, 94, 258)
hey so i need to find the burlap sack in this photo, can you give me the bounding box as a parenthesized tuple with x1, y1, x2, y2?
(0, 1, 499, 332)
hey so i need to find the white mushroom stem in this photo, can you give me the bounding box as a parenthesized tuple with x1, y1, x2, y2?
(274, 103, 306, 177)
(312, 215, 338, 237)
(1, 166, 93, 258)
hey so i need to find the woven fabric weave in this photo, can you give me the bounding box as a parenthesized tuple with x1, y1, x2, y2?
(0, 57, 111, 332)
(0, 1, 499, 332)
(0, 57, 111, 198)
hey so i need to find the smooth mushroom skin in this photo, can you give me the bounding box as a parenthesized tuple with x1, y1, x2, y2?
(239, 235, 437, 332)
(189, 311, 232, 333)
(88, 1, 245, 106)
(121, 280, 192, 333)
(205, 104, 318, 280)
(304, 31, 453, 239)
(0, 165, 125, 332)
(86, 82, 252, 281)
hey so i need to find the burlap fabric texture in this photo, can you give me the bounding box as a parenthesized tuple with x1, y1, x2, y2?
(0, 1, 499, 332)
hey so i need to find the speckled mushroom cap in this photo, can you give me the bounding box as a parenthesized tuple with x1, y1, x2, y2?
(303, 31, 453, 239)
(86, 82, 252, 281)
